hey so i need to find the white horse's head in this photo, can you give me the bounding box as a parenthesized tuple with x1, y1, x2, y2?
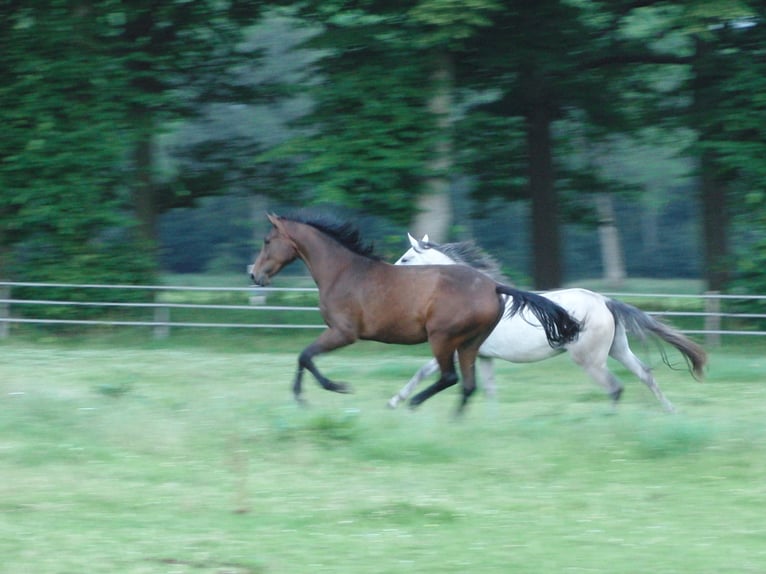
(394, 233, 457, 266)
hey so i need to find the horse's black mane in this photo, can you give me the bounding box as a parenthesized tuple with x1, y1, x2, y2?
(281, 212, 381, 260)
(428, 240, 510, 284)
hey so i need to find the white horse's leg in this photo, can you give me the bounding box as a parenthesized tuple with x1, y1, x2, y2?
(579, 361, 624, 405)
(478, 356, 496, 399)
(566, 307, 624, 404)
(609, 325, 675, 412)
(388, 358, 440, 408)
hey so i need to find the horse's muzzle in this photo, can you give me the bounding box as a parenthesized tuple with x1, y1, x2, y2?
(248, 267, 270, 286)
(251, 274, 269, 287)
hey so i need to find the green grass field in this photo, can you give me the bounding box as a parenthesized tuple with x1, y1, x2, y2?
(1, 335, 765, 573)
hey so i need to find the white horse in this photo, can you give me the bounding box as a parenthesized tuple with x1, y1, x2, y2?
(389, 234, 707, 412)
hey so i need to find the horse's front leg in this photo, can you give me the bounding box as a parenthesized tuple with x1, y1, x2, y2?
(388, 358, 440, 409)
(294, 328, 355, 403)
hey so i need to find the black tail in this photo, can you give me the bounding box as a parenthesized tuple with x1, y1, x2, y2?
(606, 299, 707, 379)
(495, 284, 581, 348)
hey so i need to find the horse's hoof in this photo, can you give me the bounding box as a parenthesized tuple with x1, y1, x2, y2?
(294, 394, 308, 407)
(663, 402, 676, 414)
(328, 381, 352, 394)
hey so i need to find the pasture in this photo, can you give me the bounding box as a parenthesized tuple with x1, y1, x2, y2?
(1, 336, 765, 573)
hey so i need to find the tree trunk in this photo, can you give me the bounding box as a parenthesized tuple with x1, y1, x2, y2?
(699, 155, 729, 291)
(693, 36, 729, 292)
(525, 101, 561, 289)
(412, 52, 453, 243)
(131, 114, 158, 247)
(0, 246, 9, 338)
(595, 194, 626, 287)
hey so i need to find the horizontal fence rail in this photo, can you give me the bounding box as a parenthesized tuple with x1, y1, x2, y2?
(0, 281, 325, 339)
(1, 281, 766, 345)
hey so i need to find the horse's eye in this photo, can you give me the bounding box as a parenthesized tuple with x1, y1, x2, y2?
(264, 238, 271, 245)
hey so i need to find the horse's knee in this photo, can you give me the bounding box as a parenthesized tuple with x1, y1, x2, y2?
(298, 347, 314, 368)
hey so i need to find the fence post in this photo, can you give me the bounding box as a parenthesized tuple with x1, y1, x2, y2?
(704, 291, 721, 348)
(153, 295, 170, 340)
(0, 285, 9, 339)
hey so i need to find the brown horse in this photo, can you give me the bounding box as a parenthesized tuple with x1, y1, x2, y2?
(249, 213, 581, 413)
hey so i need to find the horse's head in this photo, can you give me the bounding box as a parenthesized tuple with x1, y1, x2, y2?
(395, 233, 455, 266)
(249, 214, 299, 286)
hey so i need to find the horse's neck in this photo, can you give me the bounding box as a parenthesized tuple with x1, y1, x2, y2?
(289, 223, 357, 288)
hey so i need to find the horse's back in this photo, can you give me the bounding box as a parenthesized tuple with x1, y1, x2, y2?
(426, 265, 504, 333)
(348, 263, 498, 344)
(376, 263, 502, 340)
(478, 287, 613, 362)
(541, 288, 610, 321)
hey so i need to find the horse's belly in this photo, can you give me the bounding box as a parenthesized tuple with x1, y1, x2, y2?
(361, 329, 427, 345)
(478, 315, 562, 363)
(358, 315, 428, 345)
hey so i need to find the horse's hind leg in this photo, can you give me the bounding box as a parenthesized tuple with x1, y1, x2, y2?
(409, 371, 458, 408)
(388, 358, 440, 409)
(610, 326, 675, 412)
(409, 342, 459, 408)
(569, 337, 623, 405)
(580, 362, 624, 405)
(408, 362, 458, 408)
(478, 356, 496, 400)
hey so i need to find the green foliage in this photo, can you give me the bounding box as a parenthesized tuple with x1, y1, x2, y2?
(0, 1, 267, 282)
(160, 195, 256, 273)
(0, 4, 130, 250)
(3, 0, 766, 295)
(6, 229, 156, 323)
(263, 7, 439, 223)
(274, 63, 435, 223)
(406, 0, 502, 46)
(695, 5, 766, 294)
(268, 1, 521, 224)
(732, 204, 766, 323)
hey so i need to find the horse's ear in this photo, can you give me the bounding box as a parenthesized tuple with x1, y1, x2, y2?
(266, 213, 283, 229)
(422, 234, 429, 243)
(407, 233, 419, 250)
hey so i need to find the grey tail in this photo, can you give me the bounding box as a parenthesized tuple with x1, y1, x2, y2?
(495, 284, 582, 348)
(606, 298, 708, 379)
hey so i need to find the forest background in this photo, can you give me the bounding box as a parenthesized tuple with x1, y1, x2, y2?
(2, 0, 765, 297)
